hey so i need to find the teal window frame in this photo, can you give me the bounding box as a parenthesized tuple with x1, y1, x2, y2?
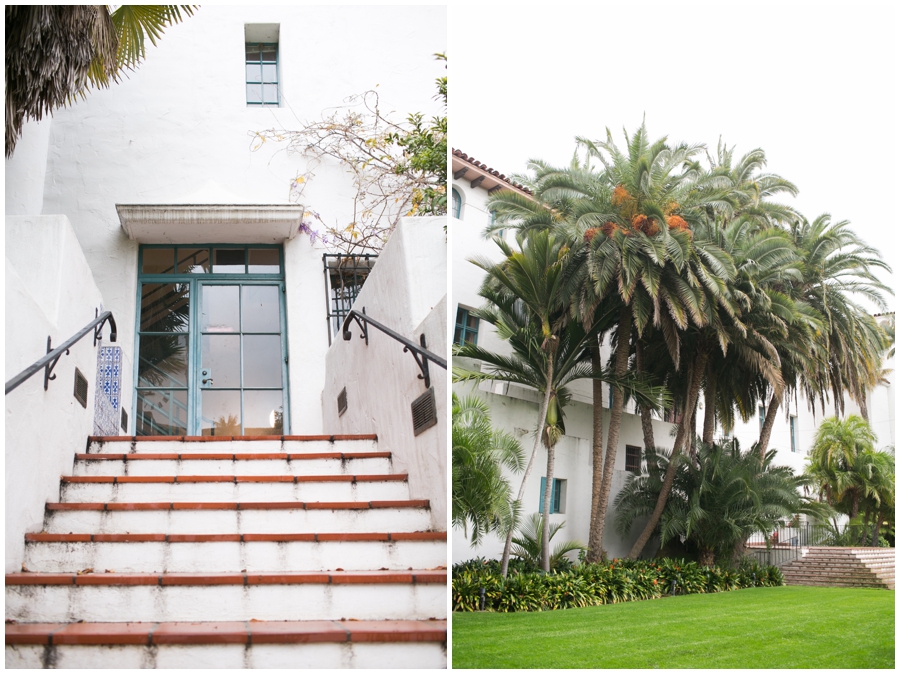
(452, 188, 462, 219)
(454, 307, 479, 346)
(790, 415, 797, 453)
(539, 477, 563, 514)
(758, 405, 766, 432)
(246, 42, 279, 106)
(133, 244, 290, 436)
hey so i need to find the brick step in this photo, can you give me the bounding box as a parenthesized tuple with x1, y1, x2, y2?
(782, 572, 890, 584)
(73, 453, 394, 476)
(59, 475, 410, 503)
(6, 571, 446, 623)
(23, 534, 447, 573)
(87, 435, 380, 456)
(43, 500, 432, 535)
(5, 619, 447, 669)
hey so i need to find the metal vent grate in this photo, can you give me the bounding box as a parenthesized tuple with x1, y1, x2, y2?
(411, 387, 437, 436)
(121, 408, 129, 433)
(73, 368, 88, 408)
(337, 387, 348, 416)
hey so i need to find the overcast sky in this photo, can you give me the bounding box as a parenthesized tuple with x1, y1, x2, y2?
(451, 1, 897, 313)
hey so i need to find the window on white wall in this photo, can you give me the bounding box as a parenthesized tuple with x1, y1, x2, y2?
(790, 415, 798, 452)
(625, 445, 641, 474)
(758, 405, 766, 432)
(539, 477, 566, 514)
(452, 188, 462, 219)
(245, 24, 280, 106)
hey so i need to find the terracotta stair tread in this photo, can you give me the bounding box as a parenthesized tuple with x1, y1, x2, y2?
(5, 619, 446, 646)
(6, 570, 447, 586)
(25, 531, 447, 543)
(90, 434, 378, 443)
(47, 500, 430, 511)
(61, 474, 407, 483)
(76, 452, 391, 461)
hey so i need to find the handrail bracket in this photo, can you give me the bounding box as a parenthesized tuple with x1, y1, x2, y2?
(404, 334, 432, 389)
(43, 336, 69, 391)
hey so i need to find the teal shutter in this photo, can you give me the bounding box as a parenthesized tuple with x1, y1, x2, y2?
(539, 477, 546, 512)
(552, 480, 560, 513)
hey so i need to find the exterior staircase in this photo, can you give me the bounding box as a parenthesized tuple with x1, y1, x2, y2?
(6, 434, 447, 668)
(781, 547, 895, 590)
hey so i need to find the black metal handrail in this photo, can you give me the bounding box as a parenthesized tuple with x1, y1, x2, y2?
(341, 307, 446, 388)
(5, 310, 117, 395)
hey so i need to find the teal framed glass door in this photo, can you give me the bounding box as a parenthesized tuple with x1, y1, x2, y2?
(134, 245, 289, 436)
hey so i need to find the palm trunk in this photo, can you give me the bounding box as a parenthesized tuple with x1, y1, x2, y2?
(859, 391, 869, 422)
(871, 508, 881, 547)
(702, 361, 717, 445)
(627, 348, 708, 560)
(586, 344, 606, 562)
(593, 305, 633, 557)
(757, 390, 782, 459)
(636, 340, 656, 450)
(500, 364, 554, 578)
(540, 442, 555, 572)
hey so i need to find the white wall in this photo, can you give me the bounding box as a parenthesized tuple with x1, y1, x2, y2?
(322, 217, 447, 529)
(5, 216, 123, 572)
(5, 117, 51, 216)
(8, 6, 446, 434)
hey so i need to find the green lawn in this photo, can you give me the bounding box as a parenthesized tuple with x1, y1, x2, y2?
(451, 586, 894, 669)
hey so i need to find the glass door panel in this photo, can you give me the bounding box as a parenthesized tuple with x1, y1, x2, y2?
(135, 245, 286, 437)
(198, 282, 285, 436)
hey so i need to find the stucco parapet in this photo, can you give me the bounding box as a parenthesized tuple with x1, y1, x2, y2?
(116, 204, 307, 243)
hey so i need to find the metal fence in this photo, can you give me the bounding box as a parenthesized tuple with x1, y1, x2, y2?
(745, 521, 888, 567)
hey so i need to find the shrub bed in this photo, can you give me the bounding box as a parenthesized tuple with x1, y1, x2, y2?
(452, 557, 783, 612)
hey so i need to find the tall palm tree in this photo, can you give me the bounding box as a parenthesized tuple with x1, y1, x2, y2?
(452, 394, 525, 545)
(6, 5, 196, 155)
(454, 229, 579, 575)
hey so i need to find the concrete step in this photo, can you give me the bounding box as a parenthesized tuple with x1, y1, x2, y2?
(6, 619, 447, 669)
(22, 534, 447, 573)
(43, 501, 433, 534)
(58, 474, 410, 503)
(73, 453, 394, 477)
(6, 571, 446, 623)
(87, 435, 380, 456)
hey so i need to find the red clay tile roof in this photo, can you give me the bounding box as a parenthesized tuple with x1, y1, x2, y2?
(452, 149, 532, 195)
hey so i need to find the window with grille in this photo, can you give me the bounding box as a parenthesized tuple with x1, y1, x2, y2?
(454, 307, 479, 346)
(625, 445, 642, 474)
(323, 254, 376, 343)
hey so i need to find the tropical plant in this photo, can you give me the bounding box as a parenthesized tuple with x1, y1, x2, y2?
(6, 5, 196, 156)
(452, 394, 525, 545)
(509, 514, 586, 572)
(806, 416, 895, 544)
(615, 439, 823, 566)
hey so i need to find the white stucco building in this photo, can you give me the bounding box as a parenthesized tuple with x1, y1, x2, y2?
(6, 6, 447, 668)
(450, 147, 895, 565)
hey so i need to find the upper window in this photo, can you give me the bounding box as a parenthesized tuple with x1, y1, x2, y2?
(758, 405, 766, 432)
(452, 188, 462, 219)
(454, 307, 479, 346)
(246, 42, 279, 106)
(245, 24, 280, 107)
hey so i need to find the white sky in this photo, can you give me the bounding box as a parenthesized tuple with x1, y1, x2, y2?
(451, 1, 898, 313)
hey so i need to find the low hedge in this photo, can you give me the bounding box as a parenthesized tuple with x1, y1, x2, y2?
(452, 557, 783, 612)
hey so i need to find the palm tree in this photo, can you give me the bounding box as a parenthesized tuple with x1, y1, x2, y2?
(454, 229, 578, 575)
(6, 5, 196, 156)
(510, 514, 586, 571)
(452, 394, 525, 545)
(615, 439, 822, 566)
(806, 415, 888, 524)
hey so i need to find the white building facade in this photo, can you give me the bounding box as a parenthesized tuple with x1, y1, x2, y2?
(6, 6, 447, 667)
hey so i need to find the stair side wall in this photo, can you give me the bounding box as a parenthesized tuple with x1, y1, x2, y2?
(5, 215, 124, 572)
(322, 217, 447, 530)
